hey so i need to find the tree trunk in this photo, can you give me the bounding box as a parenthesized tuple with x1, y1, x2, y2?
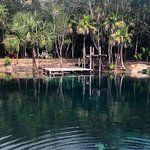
(135, 37, 138, 55)
(89, 0, 94, 19)
(71, 35, 75, 58)
(32, 46, 37, 68)
(120, 44, 126, 70)
(115, 53, 117, 72)
(147, 55, 149, 62)
(37, 46, 40, 69)
(55, 38, 59, 57)
(115, 46, 120, 72)
(83, 36, 86, 68)
(108, 43, 113, 64)
(110, 45, 113, 64)
(59, 34, 65, 66)
(108, 44, 111, 64)
(65, 44, 70, 58)
(72, 44, 74, 58)
(99, 46, 102, 72)
(16, 51, 19, 64)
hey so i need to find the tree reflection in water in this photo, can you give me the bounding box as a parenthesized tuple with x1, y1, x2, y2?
(0, 75, 149, 149)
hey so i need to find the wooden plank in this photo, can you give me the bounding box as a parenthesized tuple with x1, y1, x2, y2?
(43, 67, 92, 72)
(86, 54, 107, 57)
(92, 54, 107, 57)
(43, 67, 93, 76)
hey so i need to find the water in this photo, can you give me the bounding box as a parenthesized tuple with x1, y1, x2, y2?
(0, 75, 149, 150)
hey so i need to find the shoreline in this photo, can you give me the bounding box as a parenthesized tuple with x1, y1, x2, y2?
(0, 58, 149, 79)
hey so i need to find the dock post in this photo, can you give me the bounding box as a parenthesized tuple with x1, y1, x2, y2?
(99, 46, 102, 72)
(90, 46, 92, 70)
(82, 75, 86, 102)
(98, 72, 101, 96)
(92, 47, 95, 69)
(83, 47, 86, 68)
(89, 75, 92, 96)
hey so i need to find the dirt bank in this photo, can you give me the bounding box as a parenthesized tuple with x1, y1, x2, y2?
(0, 59, 149, 78)
(0, 58, 77, 73)
(125, 61, 150, 78)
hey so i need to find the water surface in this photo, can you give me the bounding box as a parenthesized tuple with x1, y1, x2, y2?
(0, 75, 149, 150)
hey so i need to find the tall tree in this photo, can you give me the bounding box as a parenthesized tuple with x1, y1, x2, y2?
(11, 12, 40, 67)
(0, 4, 7, 42)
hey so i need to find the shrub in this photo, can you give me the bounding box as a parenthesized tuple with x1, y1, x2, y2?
(146, 68, 150, 74)
(5, 74, 13, 81)
(4, 57, 12, 66)
(109, 63, 115, 70)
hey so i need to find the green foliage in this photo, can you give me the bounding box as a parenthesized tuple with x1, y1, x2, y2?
(77, 14, 96, 35)
(11, 12, 37, 42)
(0, 0, 150, 62)
(0, 4, 7, 18)
(4, 57, 12, 66)
(109, 63, 115, 70)
(146, 68, 150, 74)
(5, 74, 13, 81)
(64, 39, 71, 45)
(115, 21, 126, 28)
(141, 47, 150, 59)
(133, 53, 142, 60)
(11, 11, 54, 55)
(4, 35, 20, 54)
(110, 20, 131, 46)
(109, 74, 115, 81)
(134, 47, 150, 61)
(141, 67, 150, 75)
(37, 22, 53, 49)
(0, 4, 7, 28)
(104, 14, 118, 31)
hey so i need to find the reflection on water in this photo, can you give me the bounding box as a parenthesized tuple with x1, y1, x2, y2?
(0, 75, 149, 150)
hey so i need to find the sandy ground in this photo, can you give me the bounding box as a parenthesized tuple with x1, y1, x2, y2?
(0, 58, 149, 79)
(0, 58, 77, 72)
(125, 61, 150, 78)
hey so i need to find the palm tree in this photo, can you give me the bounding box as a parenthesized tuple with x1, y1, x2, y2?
(3, 35, 20, 63)
(11, 12, 39, 68)
(36, 21, 54, 67)
(77, 14, 96, 68)
(0, 4, 7, 26)
(0, 4, 7, 42)
(37, 21, 53, 53)
(67, 15, 78, 58)
(11, 12, 28, 58)
(104, 14, 118, 65)
(110, 21, 131, 70)
(77, 14, 96, 41)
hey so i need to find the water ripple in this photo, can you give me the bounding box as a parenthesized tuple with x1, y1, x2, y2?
(0, 128, 150, 150)
(122, 137, 150, 150)
(0, 127, 100, 150)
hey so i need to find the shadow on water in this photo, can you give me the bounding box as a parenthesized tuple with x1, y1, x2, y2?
(0, 74, 149, 149)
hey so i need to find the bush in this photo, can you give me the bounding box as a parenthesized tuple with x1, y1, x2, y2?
(4, 57, 12, 66)
(133, 53, 142, 60)
(146, 68, 150, 74)
(109, 63, 115, 70)
(5, 74, 13, 81)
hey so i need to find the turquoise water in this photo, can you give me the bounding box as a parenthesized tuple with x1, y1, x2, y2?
(0, 75, 149, 150)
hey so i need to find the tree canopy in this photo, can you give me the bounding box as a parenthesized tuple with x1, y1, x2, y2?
(0, 0, 150, 68)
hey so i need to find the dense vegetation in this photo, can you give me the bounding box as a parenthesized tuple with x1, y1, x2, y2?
(0, 0, 150, 69)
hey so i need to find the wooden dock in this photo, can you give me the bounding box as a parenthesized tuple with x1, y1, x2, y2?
(43, 46, 107, 76)
(43, 67, 93, 76)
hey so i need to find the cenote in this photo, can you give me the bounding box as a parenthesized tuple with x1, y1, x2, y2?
(0, 75, 149, 150)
